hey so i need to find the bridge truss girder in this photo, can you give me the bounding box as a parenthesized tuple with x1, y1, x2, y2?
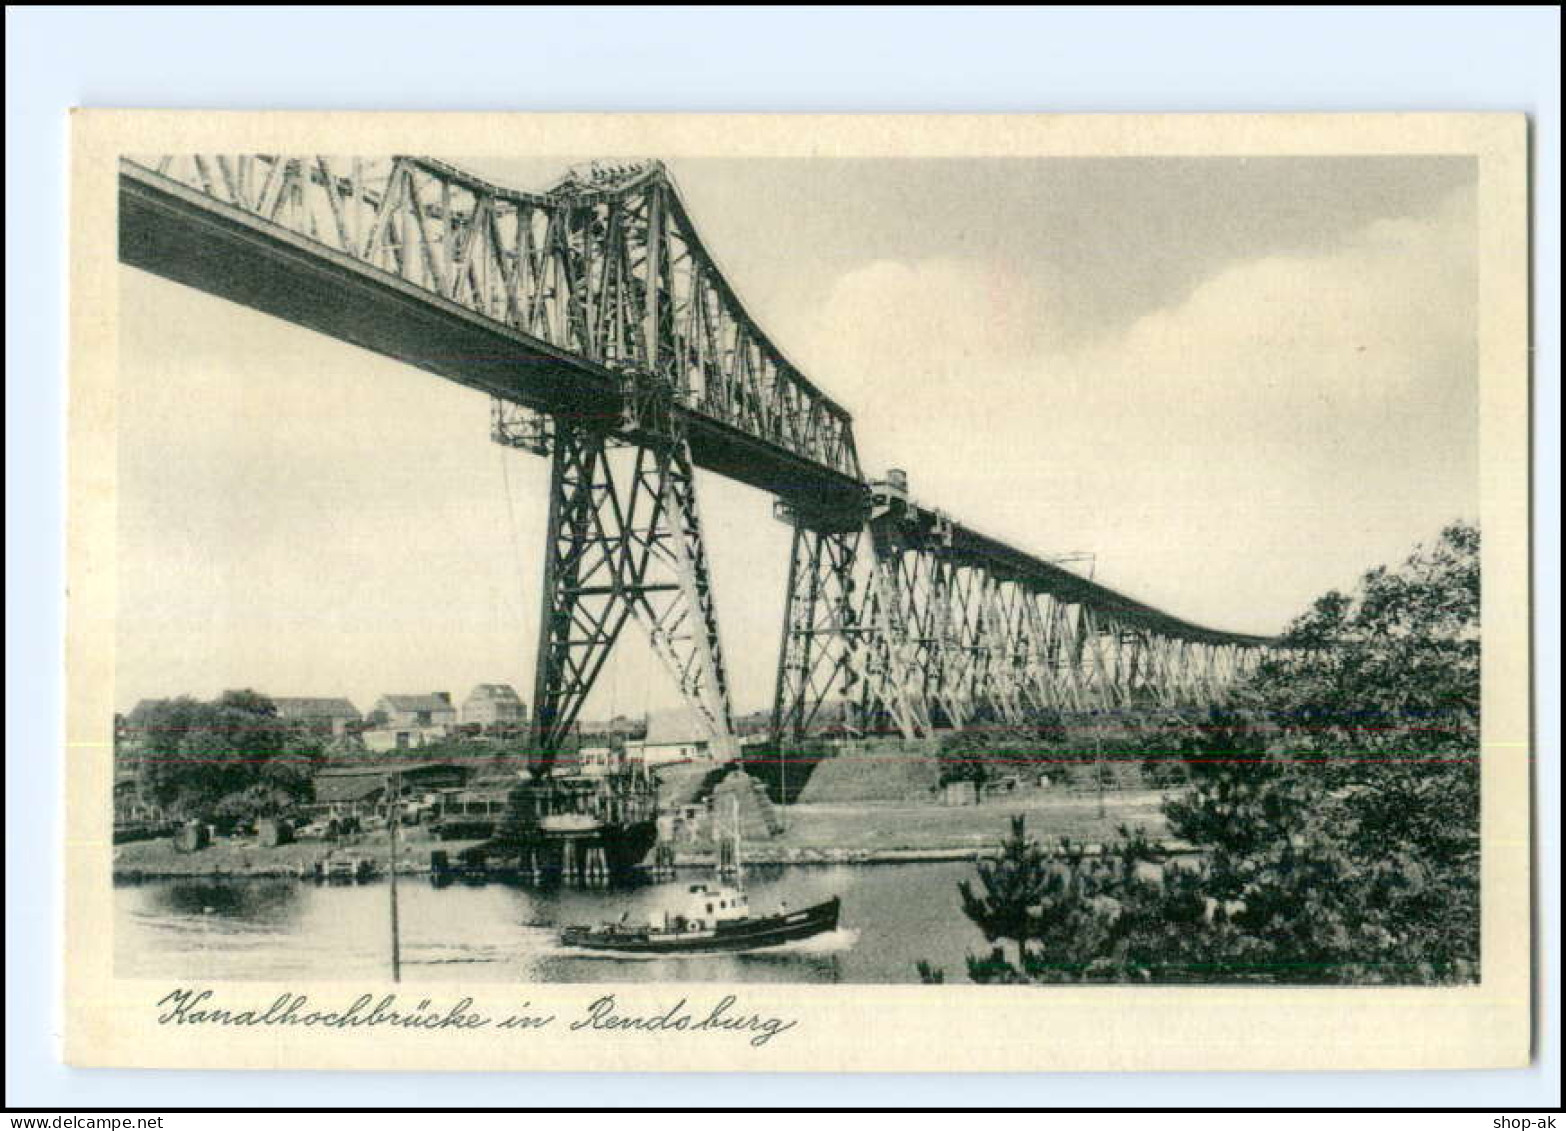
(769, 510, 1270, 743)
(131, 155, 861, 484)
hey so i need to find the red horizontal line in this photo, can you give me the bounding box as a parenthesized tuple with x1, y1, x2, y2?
(755, 753, 1483, 762)
(111, 723, 1475, 733)
(123, 754, 1481, 766)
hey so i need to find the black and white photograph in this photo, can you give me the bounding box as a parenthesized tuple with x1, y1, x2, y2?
(7, 4, 1554, 1113)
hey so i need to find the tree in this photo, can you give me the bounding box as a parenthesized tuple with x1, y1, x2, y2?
(942, 816, 1236, 984)
(938, 719, 1069, 789)
(132, 690, 322, 819)
(936, 522, 1481, 986)
(1227, 522, 1481, 982)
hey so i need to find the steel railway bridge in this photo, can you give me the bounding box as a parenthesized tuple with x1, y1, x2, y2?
(119, 155, 1274, 766)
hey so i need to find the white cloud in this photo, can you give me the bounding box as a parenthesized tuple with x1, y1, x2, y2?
(786, 183, 1477, 634)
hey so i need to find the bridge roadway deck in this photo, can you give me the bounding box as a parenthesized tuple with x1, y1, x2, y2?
(119, 161, 862, 519)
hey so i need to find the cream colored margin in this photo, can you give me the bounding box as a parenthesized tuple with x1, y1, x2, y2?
(65, 112, 1530, 1072)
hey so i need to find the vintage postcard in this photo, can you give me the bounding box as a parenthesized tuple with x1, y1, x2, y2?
(65, 111, 1531, 1072)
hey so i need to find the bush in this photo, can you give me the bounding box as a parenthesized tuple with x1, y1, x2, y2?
(938, 724, 1067, 787)
(930, 523, 1481, 986)
(127, 690, 323, 820)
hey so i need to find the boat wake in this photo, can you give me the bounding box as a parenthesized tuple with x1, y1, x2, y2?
(747, 927, 859, 957)
(399, 941, 517, 966)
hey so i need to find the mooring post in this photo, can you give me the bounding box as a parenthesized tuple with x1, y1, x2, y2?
(385, 770, 402, 983)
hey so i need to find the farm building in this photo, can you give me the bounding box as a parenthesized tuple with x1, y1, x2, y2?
(363, 692, 457, 752)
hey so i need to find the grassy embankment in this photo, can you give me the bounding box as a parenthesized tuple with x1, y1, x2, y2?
(679, 788, 1173, 864)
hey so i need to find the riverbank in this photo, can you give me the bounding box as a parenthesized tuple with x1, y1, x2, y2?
(113, 788, 1177, 880)
(681, 788, 1174, 864)
(112, 831, 487, 881)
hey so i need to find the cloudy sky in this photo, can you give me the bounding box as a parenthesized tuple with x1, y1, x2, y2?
(117, 155, 1477, 718)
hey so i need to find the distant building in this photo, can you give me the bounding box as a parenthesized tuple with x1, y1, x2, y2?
(460, 684, 527, 729)
(577, 745, 623, 776)
(363, 726, 446, 753)
(373, 692, 457, 728)
(273, 697, 362, 739)
(578, 714, 645, 741)
(652, 761, 716, 843)
(624, 707, 717, 768)
(363, 692, 457, 752)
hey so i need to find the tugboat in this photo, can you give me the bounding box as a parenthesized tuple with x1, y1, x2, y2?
(560, 883, 841, 954)
(559, 794, 842, 954)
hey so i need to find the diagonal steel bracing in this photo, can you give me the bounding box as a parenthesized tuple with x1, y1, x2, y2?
(770, 519, 861, 743)
(528, 421, 736, 766)
(771, 513, 1279, 744)
(845, 526, 933, 739)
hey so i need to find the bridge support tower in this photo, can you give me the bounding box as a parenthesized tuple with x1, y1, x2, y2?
(497, 397, 737, 768)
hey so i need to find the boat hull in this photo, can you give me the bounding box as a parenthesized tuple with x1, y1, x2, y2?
(449, 819, 659, 882)
(561, 896, 841, 955)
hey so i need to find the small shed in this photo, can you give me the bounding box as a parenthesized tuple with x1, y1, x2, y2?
(176, 820, 211, 853)
(312, 761, 470, 817)
(312, 772, 388, 814)
(942, 780, 980, 807)
(256, 817, 295, 847)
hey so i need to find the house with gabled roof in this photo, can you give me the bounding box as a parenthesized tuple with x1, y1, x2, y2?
(460, 683, 527, 729)
(362, 692, 457, 753)
(372, 692, 457, 728)
(273, 697, 362, 738)
(624, 706, 728, 767)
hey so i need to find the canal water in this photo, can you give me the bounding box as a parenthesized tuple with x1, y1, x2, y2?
(115, 863, 994, 985)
